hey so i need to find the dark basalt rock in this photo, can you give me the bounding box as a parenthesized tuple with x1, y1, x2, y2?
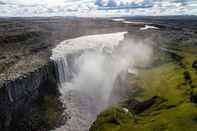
(0, 61, 66, 131)
(123, 96, 166, 114)
(191, 88, 197, 103)
(192, 60, 197, 70)
(184, 71, 191, 81)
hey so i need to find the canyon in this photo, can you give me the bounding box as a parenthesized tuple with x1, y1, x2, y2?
(0, 16, 196, 131)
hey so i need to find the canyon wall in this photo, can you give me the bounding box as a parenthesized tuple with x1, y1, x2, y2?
(0, 61, 63, 131)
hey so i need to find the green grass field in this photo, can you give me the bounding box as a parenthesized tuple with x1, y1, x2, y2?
(90, 44, 197, 131)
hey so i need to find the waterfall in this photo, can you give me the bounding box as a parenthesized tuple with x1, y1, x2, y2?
(50, 32, 153, 131)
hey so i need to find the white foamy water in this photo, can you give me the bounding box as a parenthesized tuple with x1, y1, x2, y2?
(123, 21, 145, 24)
(51, 32, 126, 60)
(51, 32, 153, 131)
(140, 25, 159, 30)
(112, 18, 125, 22)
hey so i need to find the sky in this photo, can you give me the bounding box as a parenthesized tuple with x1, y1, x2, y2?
(0, 0, 196, 17)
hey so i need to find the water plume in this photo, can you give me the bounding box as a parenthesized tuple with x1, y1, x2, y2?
(51, 32, 153, 131)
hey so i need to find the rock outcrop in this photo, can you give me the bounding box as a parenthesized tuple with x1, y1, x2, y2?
(192, 60, 197, 70)
(122, 96, 166, 114)
(0, 61, 65, 131)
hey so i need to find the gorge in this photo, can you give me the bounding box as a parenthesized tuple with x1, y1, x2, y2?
(0, 16, 197, 131)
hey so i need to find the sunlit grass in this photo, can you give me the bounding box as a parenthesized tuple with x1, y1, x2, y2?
(90, 46, 197, 131)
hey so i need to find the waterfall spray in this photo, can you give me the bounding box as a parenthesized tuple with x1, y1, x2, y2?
(51, 32, 153, 131)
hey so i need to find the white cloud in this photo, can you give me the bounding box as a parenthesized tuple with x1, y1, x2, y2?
(0, 0, 196, 17)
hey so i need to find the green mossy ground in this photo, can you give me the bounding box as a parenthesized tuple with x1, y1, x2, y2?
(90, 44, 197, 131)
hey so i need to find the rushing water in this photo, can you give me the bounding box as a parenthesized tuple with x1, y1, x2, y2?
(50, 32, 153, 131)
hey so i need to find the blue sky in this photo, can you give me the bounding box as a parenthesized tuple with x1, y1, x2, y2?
(0, 0, 196, 17)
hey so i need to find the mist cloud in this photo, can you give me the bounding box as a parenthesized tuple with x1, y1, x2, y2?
(52, 32, 153, 131)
